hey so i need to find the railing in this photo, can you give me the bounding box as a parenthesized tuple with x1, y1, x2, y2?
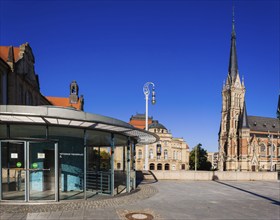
(86, 171, 111, 194)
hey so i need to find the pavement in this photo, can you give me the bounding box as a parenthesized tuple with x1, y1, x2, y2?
(0, 180, 279, 220)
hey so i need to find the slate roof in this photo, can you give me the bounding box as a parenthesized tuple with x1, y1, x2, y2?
(248, 116, 279, 133)
(228, 16, 239, 82)
(130, 113, 152, 120)
(148, 120, 167, 130)
(240, 102, 249, 128)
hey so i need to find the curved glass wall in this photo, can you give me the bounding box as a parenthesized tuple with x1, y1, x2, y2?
(0, 105, 158, 203)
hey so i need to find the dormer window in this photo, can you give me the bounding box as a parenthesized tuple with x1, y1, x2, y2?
(263, 123, 266, 127)
(254, 122, 257, 126)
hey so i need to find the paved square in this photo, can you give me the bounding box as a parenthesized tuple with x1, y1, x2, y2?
(1, 180, 279, 219)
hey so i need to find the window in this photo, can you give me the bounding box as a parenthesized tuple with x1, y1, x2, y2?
(149, 149, 154, 159)
(181, 164, 185, 170)
(150, 163, 155, 170)
(164, 163, 170, 170)
(117, 163, 121, 169)
(269, 144, 276, 155)
(157, 163, 162, 170)
(164, 149, 168, 160)
(138, 149, 142, 159)
(173, 151, 175, 159)
(260, 144, 266, 157)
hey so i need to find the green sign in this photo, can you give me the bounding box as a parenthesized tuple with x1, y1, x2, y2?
(16, 162, 22, 168)
(32, 163, 38, 169)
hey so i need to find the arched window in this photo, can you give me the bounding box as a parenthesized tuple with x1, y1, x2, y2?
(117, 163, 121, 169)
(164, 163, 170, 170)
(149, 163, 155, 170)
(164, 149, 168, 160)
(138, 149, 142, 159)
(181, 164, 185, 170)
(149, 149, 154, 159)
(260, 144, 266, 157)
(157, 163, 162, 170)
(269, 144, 276, 155)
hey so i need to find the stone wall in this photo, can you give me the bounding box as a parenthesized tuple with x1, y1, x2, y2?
(144, 170, 278, 181)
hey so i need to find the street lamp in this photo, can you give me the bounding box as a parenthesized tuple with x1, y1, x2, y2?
(143, 82, 156, 171)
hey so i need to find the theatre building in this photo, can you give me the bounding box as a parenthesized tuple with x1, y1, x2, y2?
(122, 114, 190, 171)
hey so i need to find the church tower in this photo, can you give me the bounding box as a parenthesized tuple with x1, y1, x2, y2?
(69, 80, 79, 104)
(218, 8, 246, 171)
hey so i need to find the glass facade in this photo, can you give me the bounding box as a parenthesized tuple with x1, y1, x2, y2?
(0, 105, 158, 203)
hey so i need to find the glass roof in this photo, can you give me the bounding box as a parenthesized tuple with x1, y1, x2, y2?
(0, 105, 158, 144)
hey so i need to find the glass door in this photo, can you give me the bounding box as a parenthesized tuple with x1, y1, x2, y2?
(1, 141, 26, 201)
(29, 141, 57, 201)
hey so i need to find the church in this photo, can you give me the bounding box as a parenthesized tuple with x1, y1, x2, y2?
(218, 13, 280, 172)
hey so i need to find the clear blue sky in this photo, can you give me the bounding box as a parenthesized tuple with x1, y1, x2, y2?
(1, 0, 279, 152)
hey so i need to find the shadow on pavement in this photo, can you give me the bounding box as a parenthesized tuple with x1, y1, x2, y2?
(214, 180, 280, 206)
(136, 170, 158, 187)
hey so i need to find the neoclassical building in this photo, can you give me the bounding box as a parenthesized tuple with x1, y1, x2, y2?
(218, 15, 280, 171)
(117, 114, 190, 171)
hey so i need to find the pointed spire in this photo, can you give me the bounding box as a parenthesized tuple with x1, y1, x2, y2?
(7, 46, 14, 63)
(231, 4, 236, 38)
(228, 4, 239, 83)
(240, 101, 249, 128)
(277, 93, 280, 119)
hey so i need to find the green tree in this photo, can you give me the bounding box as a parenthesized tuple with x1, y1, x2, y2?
(189, 143, 212, 171)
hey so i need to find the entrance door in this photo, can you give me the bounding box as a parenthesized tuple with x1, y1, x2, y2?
(29, 141, 57, 201)
(1, 140, 58, 202)
(1, 141, 26, 201)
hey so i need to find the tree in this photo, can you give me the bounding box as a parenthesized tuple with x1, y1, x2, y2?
(189, 143, 212, 171)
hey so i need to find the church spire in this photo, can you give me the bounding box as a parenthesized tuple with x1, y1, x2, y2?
(240, 101, 249, 128)
(228, 4, 239, 83)
(277, 93, 280, 119)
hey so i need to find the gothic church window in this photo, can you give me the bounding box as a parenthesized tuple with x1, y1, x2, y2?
(260, 144, 266, 157)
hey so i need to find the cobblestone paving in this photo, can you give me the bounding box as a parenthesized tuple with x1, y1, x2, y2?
(0, 184, 158, 214)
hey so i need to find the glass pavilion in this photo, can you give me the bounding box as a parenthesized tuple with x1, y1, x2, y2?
(0, 105, 158, 202)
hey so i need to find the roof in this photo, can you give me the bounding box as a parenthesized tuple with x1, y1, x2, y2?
(239, 102, 249, 128)
(45, 96, 83, 110)
(248, 116, 279, 133)
(149, 120, 167, 130)
(130, 113, 153, 120)
(129, 113, 153, 129)
(0, 46, 20, 62)
(0, 105, 159, 145)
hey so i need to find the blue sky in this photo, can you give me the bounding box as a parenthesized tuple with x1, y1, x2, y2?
(0, 0, 279, 152)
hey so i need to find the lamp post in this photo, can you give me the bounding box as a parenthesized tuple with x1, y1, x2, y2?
(143, 82, 156, 171)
